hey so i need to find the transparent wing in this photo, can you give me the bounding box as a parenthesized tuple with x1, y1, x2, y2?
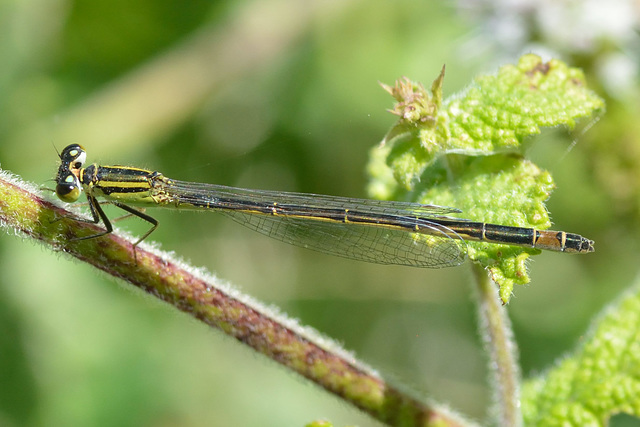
(164, 180, 467, 267)
(220, 210, 466, 268)
(166, 180, 462, 217)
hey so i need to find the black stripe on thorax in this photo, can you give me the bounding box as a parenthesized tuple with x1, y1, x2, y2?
(96, 165, 154, 181)
(81, 164, 155, 195)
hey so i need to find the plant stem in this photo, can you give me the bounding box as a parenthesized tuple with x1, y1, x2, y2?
(0, 170, 476, 427)
(472, 263, 522, 427)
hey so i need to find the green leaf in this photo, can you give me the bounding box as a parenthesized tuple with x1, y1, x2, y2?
(368, 54, 604, 303)
(414, 155, 553, 303)
(522, 281, 640, 426)
(374, 53, 605, 190)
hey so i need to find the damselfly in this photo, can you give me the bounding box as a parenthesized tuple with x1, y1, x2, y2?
(54, 144, 594, 268)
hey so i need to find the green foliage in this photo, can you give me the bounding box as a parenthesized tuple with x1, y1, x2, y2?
(522, 280, 640, 425)
(369, 54, 604, 303)
(415, 156, 554, 303)
(374, 54, 604, 190)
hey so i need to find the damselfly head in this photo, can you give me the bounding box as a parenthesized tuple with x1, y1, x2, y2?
(55, 144, 86, 203)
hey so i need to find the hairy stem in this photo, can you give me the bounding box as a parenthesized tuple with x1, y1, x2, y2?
(472, 263, 522, 427)
(0, 170, 475, 427)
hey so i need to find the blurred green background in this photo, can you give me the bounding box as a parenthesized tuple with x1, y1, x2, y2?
(1, 1, 639, 426)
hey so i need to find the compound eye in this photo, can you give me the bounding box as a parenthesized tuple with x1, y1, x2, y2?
(56, 174, 82, 203)
(60, 144, 86, 167)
